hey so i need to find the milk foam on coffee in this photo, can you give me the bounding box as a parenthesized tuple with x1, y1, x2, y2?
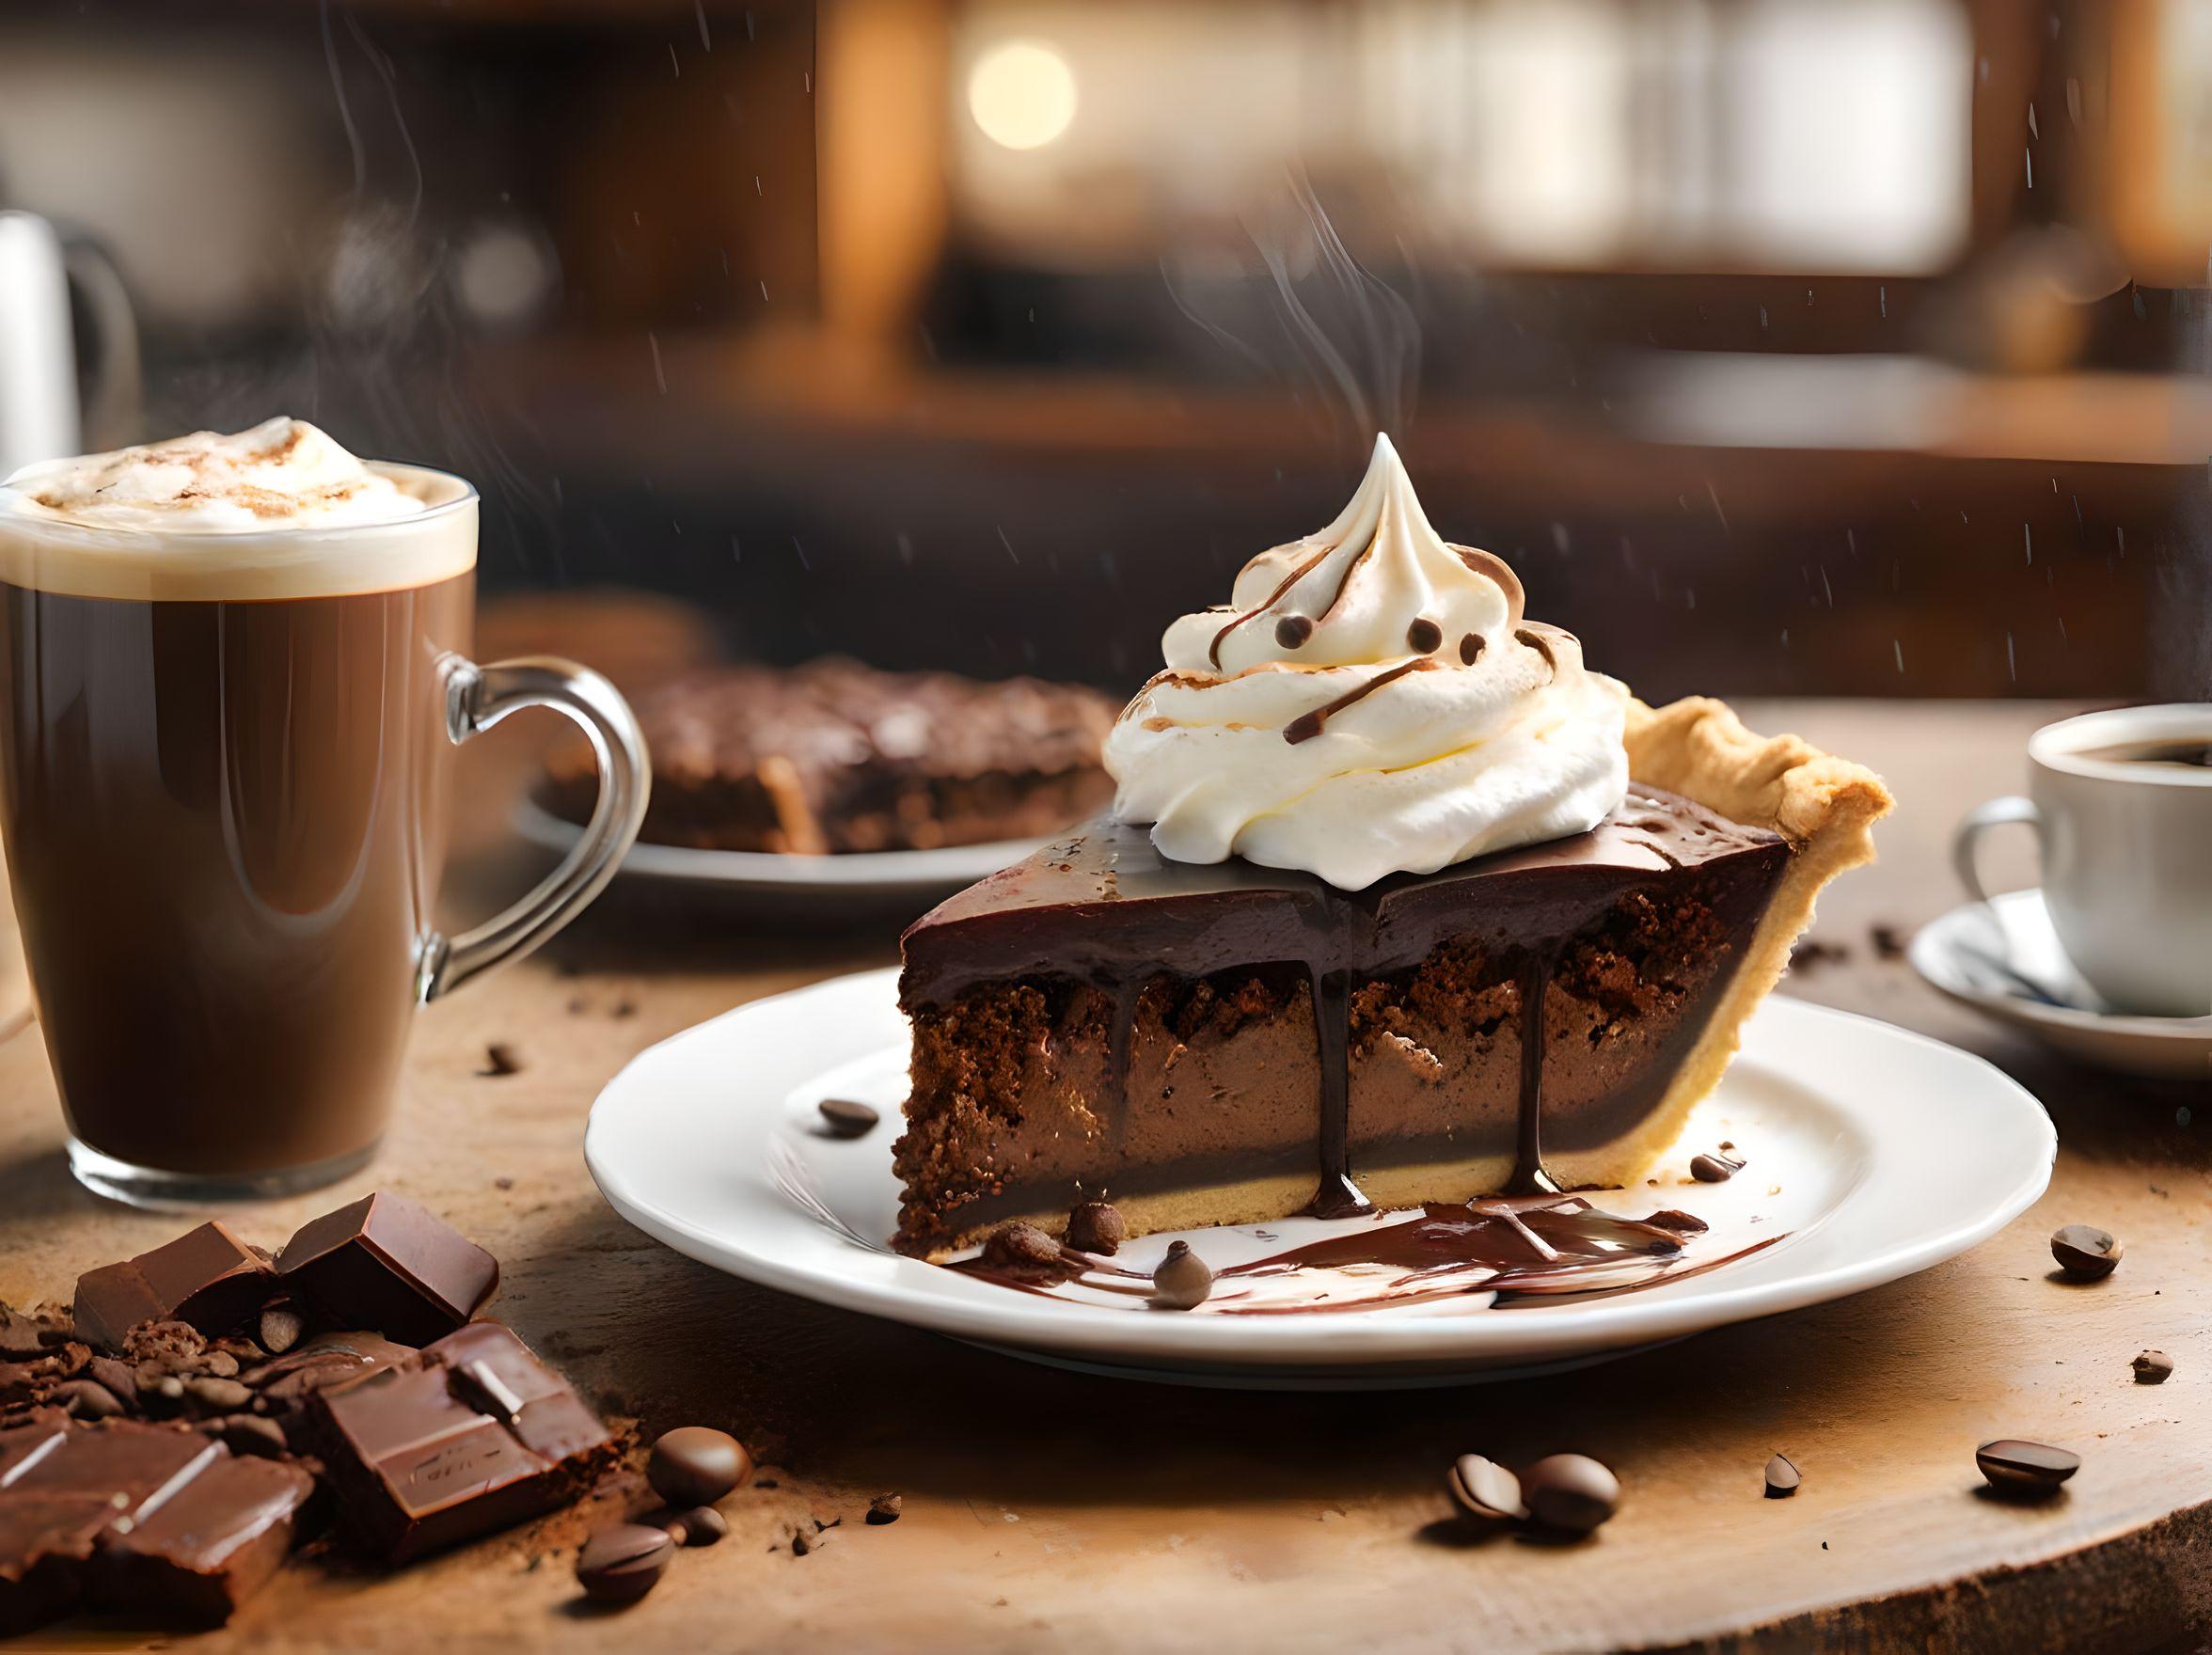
(0, 419, 475, 601)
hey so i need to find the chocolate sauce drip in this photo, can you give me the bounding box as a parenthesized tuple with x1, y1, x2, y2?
(1284, 659, 1427, 746)
(1508, 951, 1562, 1196)
(1514, 627, 1556, 673)
(1208, 546, 1330, 668)
(1305, 966, 1371, 1220)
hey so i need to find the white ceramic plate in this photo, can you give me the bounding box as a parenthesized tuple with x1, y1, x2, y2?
(1911, 890, 2212, 1082)
(585, 969, 2056, 1389)
(514, 796, 1042, 902)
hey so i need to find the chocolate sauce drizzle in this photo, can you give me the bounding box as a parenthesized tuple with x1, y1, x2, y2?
(1283, 659, 1429, 746)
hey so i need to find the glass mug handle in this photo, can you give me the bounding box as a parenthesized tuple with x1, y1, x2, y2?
(1951, 795, 2041, 907)
(419, 655, 649, 1001)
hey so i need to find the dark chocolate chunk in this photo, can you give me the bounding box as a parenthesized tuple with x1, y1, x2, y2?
(1446, 1454, 1525, 1523)
(1064, 1201, 1126, 1255)
(1514, 628, 1556, 672)
(817, 1097, 879, 1139)
(48, 1379, 123, 1422)
(576, 1523, 673, 1603)
(2049, 1224, 2121, 1281)
(1645, 1209, 1710, 1235)
(1150, 1240, 1212, 1311)
(1458, 631, 1485, 664)
(2132, 1349, 2174, 1385)
(72, 1223, 275, 1351)
(89, 1452, 314, 1627)
(1406, 617, 1443, 654)
(1976, 1439, 2079, 1497)
(1690, 1151, 1745, 1184)
(0, 1303, 71, 1361)
(308, 1322, 612, 1564)
(480, 1043, 523, 1078)
(647, 1427, 751, 1509)
(1273, 614, 1314, 651)
(665, 1506, 729, 1548)
(1520, 1454, 1619, 1535)
(275, 1192, 498, 1344)
(866, 1492, 903, 1525)
(1764, 1453, 1801, 1498)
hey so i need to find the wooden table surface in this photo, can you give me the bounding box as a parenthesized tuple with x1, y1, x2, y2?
(3, 698, 2208, 1654)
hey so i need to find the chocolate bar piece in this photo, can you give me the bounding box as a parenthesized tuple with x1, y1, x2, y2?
(0, 1419, 227, 1635)
(309, 1323, 612, 1564)
(90, 1454, 315, 1627)
(72, 1222, 273, 1350)
(275, 1193, 498, 1345)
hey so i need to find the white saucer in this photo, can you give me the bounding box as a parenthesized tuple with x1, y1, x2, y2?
(1910, 890, 2212, 1081)
(584, 968, 2054, 1389)
(514, 796, 1040, 907)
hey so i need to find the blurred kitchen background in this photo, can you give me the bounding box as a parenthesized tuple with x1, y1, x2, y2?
(3, 0, 2208, 701)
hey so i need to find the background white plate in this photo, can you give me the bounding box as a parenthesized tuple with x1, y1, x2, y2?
(1911, 890, 2212, 1081)
(514, 796, 1042, 907)
(586, 969, 2056, 1388)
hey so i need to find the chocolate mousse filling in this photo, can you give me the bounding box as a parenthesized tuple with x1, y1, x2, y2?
(893, 786, 1789, 1257)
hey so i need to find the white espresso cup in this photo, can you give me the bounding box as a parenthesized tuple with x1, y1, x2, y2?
(1953, 704, 2212, 1017)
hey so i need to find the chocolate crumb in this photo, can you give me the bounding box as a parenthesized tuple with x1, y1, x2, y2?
(1764, 1453, 1801, 1498)
(2050, 1224, 2122, 1281)
(481, 1043, 523, 1078)
(1871, 923, 1908, 960)
(613, 1000, 638, 1019)
(1690, 1151, 1745, 1183)
(817, 1097, 879, 1140)
(1789, 938, 1849, 971)
(1064, 1201, 1126, 1255)
(494, 1176, 514, 1192)
(790, 1527, 814, 1557)
(1646, 1209, 1710, 1235)
(980, 1222, 1076, 1282)
(866, 1493, 903, 1525)
(2132, 1349, 2173, 1384)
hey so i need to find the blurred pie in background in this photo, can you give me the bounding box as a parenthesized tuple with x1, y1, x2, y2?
(543, 658, 1117, 856)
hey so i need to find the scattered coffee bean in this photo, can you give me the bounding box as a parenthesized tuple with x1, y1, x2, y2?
(1064, 1201, 1126, 1255)
(1151, 1240, 1213, 1311)
(1520, 1454, 1619, 1536)
(2050, 1224, 2121, 1281)
(1274, 614, 1314, 650)
(1446, 1454, 1525, 1523)
(576, 1523, 675, 1603)
(259, 1304, 305, 1355)
(185, 1376, 253, 1412)
(817, 1097, 879, 1139)
(1976, 1439, 2079, 1498)
(213, 1414, 289, 1458)
(2132, 1349, 2174, 1385)
(85, 1355, 137, 1408)
(1764, 1453, 1801, 1498)
(480, 1042, 523, 1078)
(51, 1379, 123, 1421)
(494, 1175, 515, 1191)
(613, 1000, 638, 1019)
(665, 1506, 729, 1548)
(647, 1426, 753, 1508)
(1690, 1151, 1745, 1183)
(980, 1222, 1073, 1281)
(866, 1492, 903, 1526)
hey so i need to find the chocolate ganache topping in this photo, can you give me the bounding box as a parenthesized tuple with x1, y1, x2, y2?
(1105, 433, 1629, 891)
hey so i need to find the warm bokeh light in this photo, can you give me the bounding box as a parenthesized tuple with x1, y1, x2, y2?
(966, 39, 1077, 150)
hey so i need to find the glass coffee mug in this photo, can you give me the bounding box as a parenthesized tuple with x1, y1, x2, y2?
(0, 459, 647, 1203)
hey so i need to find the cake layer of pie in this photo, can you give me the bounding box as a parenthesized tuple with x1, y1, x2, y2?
(894, 787, 1789, 1257)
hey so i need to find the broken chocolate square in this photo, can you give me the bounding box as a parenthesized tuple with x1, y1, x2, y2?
(72, 1222, 274, 1352)
(307, 1322, 611, 1564)
(274, 1193, 498, 1345)
(88, 1454, 314, 1627)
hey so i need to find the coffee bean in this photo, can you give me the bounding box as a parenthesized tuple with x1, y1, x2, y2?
(1520, 1454, 1619, 1535)
(817, 1097, 879, 1139)
(1764, 1453, 1801, 1498)
(1690, 1151, 1745, 1183)
(2132, 1349, 2174, 1385)
(980, 1222, 1073, 1281)
(1976, 1439, 2079, 1498)
(664, 1506, 729, 1548)
(155, 1376, 185, 1401)
(647, 1426, 753, 1508)
(1446, 1454, 1525, 1523)
(259, 1304, 305, 1356)
(213, 1414, 289, 1458)
(85, 1356, 137, 1408)
(2050, 1224, 2121, 1281)
(481, 1043, 523, 1078)
(1064, 1201, 1126, 1255)
(185, 1377, 253, 1412)
(200, 1350, 241, 1379)
(1274, 614, 1314, 650)
(866, 1492, 903, 1526)
(1151, 1240, 1213, 1311)
(576, 1523, 674, 1603)
(51, 1379, 123, 1421)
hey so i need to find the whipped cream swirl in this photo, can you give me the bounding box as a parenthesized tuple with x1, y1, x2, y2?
(1105, 433, 1628, 891)
(9, 418, 427, 533)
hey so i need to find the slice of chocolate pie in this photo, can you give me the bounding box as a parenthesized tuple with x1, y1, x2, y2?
(893, 438, 1890, 1257)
